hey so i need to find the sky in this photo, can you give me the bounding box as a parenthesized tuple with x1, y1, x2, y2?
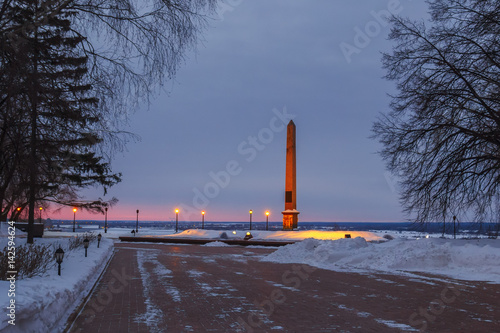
(51, 0, 429, 222)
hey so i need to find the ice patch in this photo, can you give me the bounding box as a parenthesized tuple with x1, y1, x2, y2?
(187, 270, 206, 278)
(375, 319, 419, 331)
(135, 250, 165, 331)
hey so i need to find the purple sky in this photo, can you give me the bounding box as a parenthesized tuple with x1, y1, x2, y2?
(54, 0, 429, 222)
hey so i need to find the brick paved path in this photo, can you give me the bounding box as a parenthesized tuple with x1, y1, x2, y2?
(68, 243, 500, 332)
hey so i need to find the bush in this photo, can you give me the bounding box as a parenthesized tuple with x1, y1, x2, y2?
(67, 232, 98, 251)
(0, 232, 101, 280)
(0, 243, 55, 280)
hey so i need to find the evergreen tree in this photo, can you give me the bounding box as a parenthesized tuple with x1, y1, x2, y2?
(1, 1, 120, 242)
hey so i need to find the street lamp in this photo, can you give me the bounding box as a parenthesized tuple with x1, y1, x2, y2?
(201, 211, 205, 229)
(175, 209, 179, 233)
(83, 238, 89, 257)
(265, 211, 270, 231)
(72, 208, 77, 232)
(97, 233, 102, 248)
(453, 215, 457, 239)
(249, 210, 253, 230)
(104, 207, 108, 233)
(39, 207, 43, 224)
(136, 209, 139, 233)
(55, 246, 65, 276)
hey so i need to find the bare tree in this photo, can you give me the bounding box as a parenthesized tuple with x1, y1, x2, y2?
(373, 0, 500, 223)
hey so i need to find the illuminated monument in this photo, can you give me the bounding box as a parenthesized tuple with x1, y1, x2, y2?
(282, 120, 299, 230)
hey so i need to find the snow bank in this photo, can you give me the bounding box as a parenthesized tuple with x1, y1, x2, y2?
(203, 241, 232, 247)
(0, 237, 114, 333)
(263, 237, 500, 283)
(163, 229, 385, 242)
(44, 228, 175, 240)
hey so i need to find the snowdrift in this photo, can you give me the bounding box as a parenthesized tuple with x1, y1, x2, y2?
(263, 237, 500, 283)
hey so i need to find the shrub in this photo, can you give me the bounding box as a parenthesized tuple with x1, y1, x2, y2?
(0, 243, 54, 280)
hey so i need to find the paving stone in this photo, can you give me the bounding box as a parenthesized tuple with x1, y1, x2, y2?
(69, 243, 500, 332)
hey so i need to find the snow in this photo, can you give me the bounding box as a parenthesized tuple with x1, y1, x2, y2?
(44, 227, 175, 239)
(163, 229, 386, 242)
(2, 225, 499, 332)
(262, 237, 500, 283)
(203, 241, 232, 247)
(0, 231, 113, 333)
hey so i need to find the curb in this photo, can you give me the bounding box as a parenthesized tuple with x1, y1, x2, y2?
(62, 247, 115, 332)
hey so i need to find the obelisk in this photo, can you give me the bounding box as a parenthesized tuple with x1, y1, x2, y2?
(282, 120, 299, 230)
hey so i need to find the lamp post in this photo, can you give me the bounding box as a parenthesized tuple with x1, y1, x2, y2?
(39, 207, 43, 224)
(97, 233, 102, 248)
(136, 209, 139, 233)
(55, 246, 65, 276)
(16, 207, 21, 222)
(249, 210, 253, 230)
(72, 208, 77, 232)
(265, 211, 270, 231)
(104, 207, 108, 233)
(83, 238, 89, 257)
(453, 216, 456, 239)
(201, 211, 205, 229)
(175, 209, 179, 233)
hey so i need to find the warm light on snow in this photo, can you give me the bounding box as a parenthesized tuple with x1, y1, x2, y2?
(263, 237, 500, 283)
(163, 229, 385, 242)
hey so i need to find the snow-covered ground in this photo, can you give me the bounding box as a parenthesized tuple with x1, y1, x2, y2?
(263, 236, 500, 283)
(44, 227, 175, 239)
(1, 225, 498, 332)
(157, 229, 386, 242)
(0, 227, 113, 333)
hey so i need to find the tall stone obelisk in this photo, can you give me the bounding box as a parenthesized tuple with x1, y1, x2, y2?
(282, 120, 299, 230)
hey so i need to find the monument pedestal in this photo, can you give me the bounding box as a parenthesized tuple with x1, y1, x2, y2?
(282, 209, 299, 230)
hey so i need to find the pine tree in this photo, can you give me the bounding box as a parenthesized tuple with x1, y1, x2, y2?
(1, 1, 120, 242)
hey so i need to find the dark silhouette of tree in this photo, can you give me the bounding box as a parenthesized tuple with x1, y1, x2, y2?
(373, 0, 500, 223)
(1, 1, 121, 242)
(0, 0, 216, 241)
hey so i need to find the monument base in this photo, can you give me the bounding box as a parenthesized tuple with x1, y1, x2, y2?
(282, 210, 299, 230)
